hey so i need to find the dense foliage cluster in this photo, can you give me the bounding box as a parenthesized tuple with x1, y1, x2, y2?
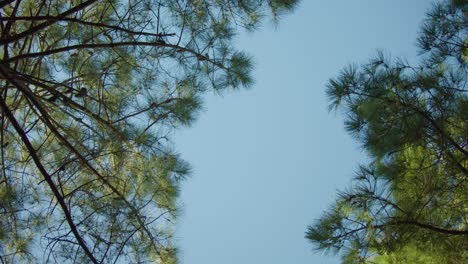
(307, 1, 467, 263)
(0, 0, 297, 263)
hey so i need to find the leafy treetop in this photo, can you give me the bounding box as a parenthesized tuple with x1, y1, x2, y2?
(306, 1, 467, 263)
(0, 0, 298, 263)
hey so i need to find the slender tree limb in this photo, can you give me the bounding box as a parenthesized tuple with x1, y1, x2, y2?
(0, 15, 176, 38)
(384, 220, 468, 236)
(5, 41, 202, 62)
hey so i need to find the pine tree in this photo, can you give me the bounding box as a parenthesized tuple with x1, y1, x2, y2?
(306, 1, 467, 263)
(0, 0, 298, 263)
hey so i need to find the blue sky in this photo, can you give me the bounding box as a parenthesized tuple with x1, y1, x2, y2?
(175, 1, 432, 263)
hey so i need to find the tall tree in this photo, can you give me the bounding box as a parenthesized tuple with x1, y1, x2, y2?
(0, 0, 298, 263)
(306, 1, 467, 263)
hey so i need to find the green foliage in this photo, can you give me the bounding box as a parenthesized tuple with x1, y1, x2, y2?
(307, 1, 467, 263)
(0, 0, 298, 263)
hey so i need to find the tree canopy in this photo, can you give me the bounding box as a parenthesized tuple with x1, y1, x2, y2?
(0, 0, 298, 263)
(306, 0, 467, 263)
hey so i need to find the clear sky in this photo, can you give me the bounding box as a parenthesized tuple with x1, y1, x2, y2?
(175, 1, 432, 263)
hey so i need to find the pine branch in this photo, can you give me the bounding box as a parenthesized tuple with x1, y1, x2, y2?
(0, 0, 99, 46)
(0, 66, 99, 264)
